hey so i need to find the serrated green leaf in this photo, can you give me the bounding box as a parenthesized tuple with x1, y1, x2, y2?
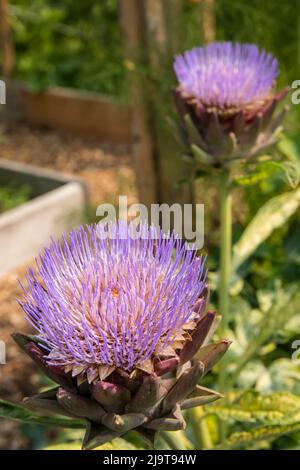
(207, 390, 300, 426)
(277, 135, 300, 163)
(232, 187, 300, 272)
(216, 422, 300, 450)
(0, 398, 85, 429)
(233, 160, 300, 188)
(229, 286, 300, 384)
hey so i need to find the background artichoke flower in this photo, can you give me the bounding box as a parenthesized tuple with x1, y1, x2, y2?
(173, 41, 289, 168)
(13, 221, 230, 449)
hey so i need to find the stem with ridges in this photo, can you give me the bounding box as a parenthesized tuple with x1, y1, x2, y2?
(218, 168, 232, 442)
(219, 168, 232, 341)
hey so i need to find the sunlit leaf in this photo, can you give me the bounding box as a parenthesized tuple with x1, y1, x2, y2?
(277, 135, 300, 163)
(255, 360, 300, 395)
(233, 167, 271, 187)
(232, 187, 300, 272)
(216, 422, 300, 450)
(207, 390, 300, 426)
(229, 285, 300, 384)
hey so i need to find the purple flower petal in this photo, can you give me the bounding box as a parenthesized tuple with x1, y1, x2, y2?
(19, 221, 206, 375)
(174, 42, 278, 110)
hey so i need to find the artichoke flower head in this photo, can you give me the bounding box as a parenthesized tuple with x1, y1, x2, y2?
(173, 41, 289, 168)
(14, 221, 230, 449)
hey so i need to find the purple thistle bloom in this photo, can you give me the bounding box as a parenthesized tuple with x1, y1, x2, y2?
(19, 221, 207, 384)
(14, 221, 230, 447)
(174, 42, 278, 111)
(172, 41, 288, 166)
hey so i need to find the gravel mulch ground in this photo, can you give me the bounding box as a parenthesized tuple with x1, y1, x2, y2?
(0, 124, 137, 206)
(0, 264, 39, 449)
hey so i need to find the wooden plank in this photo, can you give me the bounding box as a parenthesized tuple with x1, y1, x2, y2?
(119, 0, 194, 208)
(144, 0, 194, 206)
(1, 80, 131, 143)
(119, 0, 157, 209)
(202, 0, 216, 43)
(0, 0, 15, 77)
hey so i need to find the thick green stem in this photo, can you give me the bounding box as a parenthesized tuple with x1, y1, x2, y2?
(298, 0, 300, 72)
(218, 168, 232, 443)
(219, 168, 232, 338)
(189, 407, 213, 449)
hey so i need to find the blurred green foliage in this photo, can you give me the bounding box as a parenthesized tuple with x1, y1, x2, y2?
(10, 0, 125, 96)
(8, 0, 300, 101)
(0, 183, 32, 213)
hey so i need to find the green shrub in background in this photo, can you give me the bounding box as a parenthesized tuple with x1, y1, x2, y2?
(0, 183, 32, 213)
(10, 0, 125, 96)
